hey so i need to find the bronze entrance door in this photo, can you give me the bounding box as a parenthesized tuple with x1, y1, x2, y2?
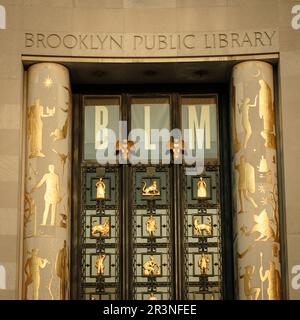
(72, 90, 233, 300)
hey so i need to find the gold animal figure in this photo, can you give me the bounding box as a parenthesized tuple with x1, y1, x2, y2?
(198, 254, 210, 275)
(146, 215, 157, 237)
(142, 180, 160, 196)
(50, 118, 68, 141)
(193, 218, 212, 236)
(249, 209, 275, 242)
(92, 219, 110, 237)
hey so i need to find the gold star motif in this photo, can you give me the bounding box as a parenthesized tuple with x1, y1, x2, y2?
(258, 184, 265, 193)
(261, 197, 268, 205)
(44, 76, 53, 88)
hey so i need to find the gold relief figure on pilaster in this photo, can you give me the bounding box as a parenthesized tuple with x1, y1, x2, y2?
(231, 83, 242, 154)
(24, 192, 36, 227)
(146, 215, 157, 237)
(142, 180, 160, 196)
(59, 206, 67, 229)
(92, 219, 110, 237)
(238, 95, 258, 148)
(248, 209, 275, 242)
(198, 254, 210, 275)
(257, 156, 270, 178)
(259, 79, 276, 149)
(24, 248, 49, 300)
(27, 98, 55, 159)
(96, 177, 106, 200)
(240, 265, 260, 300)
(197, 177, 207, 198)
(259, 252, 281, 300)
(235, 155, 258, 213)
(55, 240, 68, 300)
(193, 217, 212, 236)
(50, 117, 68, 142)
(95, 254, 106, 275)
(52, 149, 68, 175)
(143, 256, 161, 276)
(31, 164, 61, 226)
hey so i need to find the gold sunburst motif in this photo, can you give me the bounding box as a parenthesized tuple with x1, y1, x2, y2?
(258, 184, 265, 193)
(44, 76, 53, 88)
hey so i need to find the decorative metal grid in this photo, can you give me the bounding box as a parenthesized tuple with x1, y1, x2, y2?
(131, 166, 173, 300)
(80, 164, 120, 300)
(183, 163, 223, 300)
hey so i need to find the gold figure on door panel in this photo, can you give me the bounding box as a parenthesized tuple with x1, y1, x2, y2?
(95, 254, 106, 275)
(249, 209, 275, 242)
(238, 95, 258, 148)
(260, 253, 281, 300)
(92, 219, 110, 237)
(31, 164, 61, 226)
(55, 240, 68, 300)
(149, 293, 158, 300)
(235, 155, 258, 213)
(142, 180, 160, 196)
(143, 256, 161, 276)
(24, 249, 49, 300)
(197, 177, 207, 198)
(28, 98, 55, 158)
(198, 254, 210, 275)
(116, 139, 135, 161)
(96, 177, 106, 200)
(240, 265, 260, 300)
(259, 80, 276, 149)
(146, 215, 157, 237)
(194, 217, 212, 236)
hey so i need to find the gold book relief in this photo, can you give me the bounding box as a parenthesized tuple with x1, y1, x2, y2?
(235, 155, 258, 213)
(240, 265, 260, 300)
(92, 219, 110, 237)
(143, 256, 161, 276)
(146, 215, 157, 237)
(55, 240, 68, 300)
(142, 180, 160, 196)
(31, 164, 61, 226)
(95, 254, 106, 275)
(198, 254, 210, 275)
(248, 209, 275, 242)
(24, 248, 49, 300)
(96, 177, 106, 200)
(193, 217, 212, 236)
(197, 177, 207, 198)
(27, 98, 55, 158)
(259, 80, 276, 149)
(238, 95, 258, 148)
(259, 252, 281, 300)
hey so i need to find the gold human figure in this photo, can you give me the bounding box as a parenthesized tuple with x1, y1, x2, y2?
(235, 155, 258, 213)
(116, 139, 135, 160)
(259, 255, 281, 300)
(231, 83, 242, 154)
(238, 95, 258, 148)
(55, 240, 68, 300)
(198, 254, 210, 275)
(249, 209, 275, 242)
(96, 177, 106, 200)
(193, 217, 212, 236)
(167, 138, 185, 160)
(197, 177, 207, 198)
(24, 249, 49, 300)
(240, 265, 260, 300)
(146, 215, 156, 237)
(143, 256, 161, 276)
(95, 254, 106, 275)
(27, 98, 55, 158)
(142, 180, 160, 196)
(31, 164, 61, 226)
(149, 293, 158, 300)
(92, 219, 110, 237)
(259, 79, 276, 149)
